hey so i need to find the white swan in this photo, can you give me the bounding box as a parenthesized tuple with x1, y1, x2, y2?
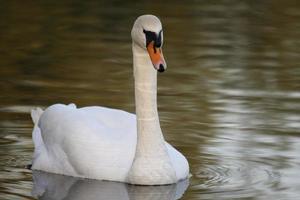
(31, 14, 189, 185)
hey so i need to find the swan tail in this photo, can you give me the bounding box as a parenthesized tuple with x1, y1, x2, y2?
(31, 108, 45, 165)
(31, 107, 43, 125)
(31, 107, 44, 148)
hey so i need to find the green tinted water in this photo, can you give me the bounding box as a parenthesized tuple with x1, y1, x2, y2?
(1, 1, 300, 199)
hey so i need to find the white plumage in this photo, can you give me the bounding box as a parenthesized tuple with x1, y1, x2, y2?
(31, 15, 189, 185)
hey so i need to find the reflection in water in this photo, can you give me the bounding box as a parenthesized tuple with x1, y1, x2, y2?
(32, 171, 189, 200)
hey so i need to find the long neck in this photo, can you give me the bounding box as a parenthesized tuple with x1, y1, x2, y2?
(133, 43, 166, 157)
(127, 43, 176, 185)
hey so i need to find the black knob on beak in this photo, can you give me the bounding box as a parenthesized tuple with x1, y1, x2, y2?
(158, 64, 165, 72)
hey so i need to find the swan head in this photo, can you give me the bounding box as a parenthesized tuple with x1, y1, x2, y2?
(131, 15, 166, 72)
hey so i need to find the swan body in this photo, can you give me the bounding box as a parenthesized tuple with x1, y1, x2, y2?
(31, 15, 189, 185)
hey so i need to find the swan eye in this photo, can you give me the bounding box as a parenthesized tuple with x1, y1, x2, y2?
(143, 29, 162, 48)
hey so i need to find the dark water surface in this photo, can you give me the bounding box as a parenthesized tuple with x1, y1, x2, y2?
(1, 0, 300, 199)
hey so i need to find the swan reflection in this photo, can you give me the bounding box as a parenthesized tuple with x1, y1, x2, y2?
(32, 171, 189, 200)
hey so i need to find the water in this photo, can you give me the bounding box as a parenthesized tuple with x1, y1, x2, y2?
(1, 0, 300, 199)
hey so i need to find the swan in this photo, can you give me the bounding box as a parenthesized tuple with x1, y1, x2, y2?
(30, 14, 189, 185)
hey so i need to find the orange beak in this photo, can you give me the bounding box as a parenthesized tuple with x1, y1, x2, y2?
(146, 41, 166, 72)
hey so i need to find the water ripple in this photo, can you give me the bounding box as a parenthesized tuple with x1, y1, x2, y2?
(192, 158, 280, 197)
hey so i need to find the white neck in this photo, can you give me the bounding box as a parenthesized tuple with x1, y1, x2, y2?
(127, 43, 177, 185)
